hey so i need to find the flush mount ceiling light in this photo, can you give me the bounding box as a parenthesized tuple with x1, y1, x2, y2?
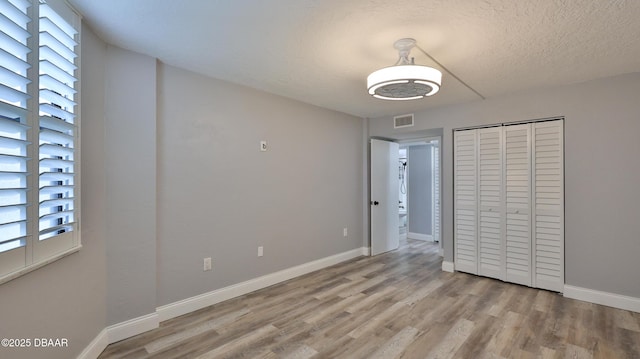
(367, 38, 442, 101)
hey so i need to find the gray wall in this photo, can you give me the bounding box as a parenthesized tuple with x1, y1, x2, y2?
(407, 145, 433, 237)
(0, 24, 108, 359)
(104, 46, 158, 325)
(369, 72, 640, 299)
(156, 64, 364, 305)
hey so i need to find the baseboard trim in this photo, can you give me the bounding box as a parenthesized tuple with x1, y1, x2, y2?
(106, 312, 160, 344)
(157, 247, 367, 321)
(407, 232, 433, 241)
(564, 285, 640, 313)
(442, 261, 454, 273)
(76, 328, 108, 359)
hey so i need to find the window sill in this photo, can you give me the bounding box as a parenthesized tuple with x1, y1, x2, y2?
(0, 245, 82, 285)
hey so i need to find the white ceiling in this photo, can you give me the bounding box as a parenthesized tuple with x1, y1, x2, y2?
(68, 0, 640, 118)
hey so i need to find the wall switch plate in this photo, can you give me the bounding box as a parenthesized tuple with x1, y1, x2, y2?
(203, 257, 212, 271)
(258, 246, 264, 257)
(343, 228, 348, 237)
(260, 141, 268, 152)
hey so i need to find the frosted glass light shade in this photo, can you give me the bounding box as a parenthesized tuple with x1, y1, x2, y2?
(367, 65, 442, 100)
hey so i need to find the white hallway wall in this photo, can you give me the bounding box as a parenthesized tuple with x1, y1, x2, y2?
(370, 72, 640, 300)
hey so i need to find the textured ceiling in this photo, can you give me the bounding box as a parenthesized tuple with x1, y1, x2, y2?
(68, 0, 640, 118)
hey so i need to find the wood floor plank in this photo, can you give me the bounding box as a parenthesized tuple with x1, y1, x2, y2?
(425, 318, 475, 359)
(97, 240, 640, 359)
(347, 301, 406, 338)
(194, 324, 278, 359)
(280, 344, 317, 359)
(344, 285, 396, 314)
(145, 308, 251, 354)
(565, 343, 593, 359)
(337, 275, 388, 298)
(368, 326, 420, 359)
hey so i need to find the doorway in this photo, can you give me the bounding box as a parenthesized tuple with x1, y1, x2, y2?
(369, 136, 442, 257)
(398, 138, 441, 253)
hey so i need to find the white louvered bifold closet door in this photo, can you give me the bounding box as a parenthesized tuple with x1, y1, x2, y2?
(454, 130, 478, 274)
(504, 124, 532, 286)
(454, 120, 564, 291)
(532, 121, 564, 292)
(477, 127, 504, 280)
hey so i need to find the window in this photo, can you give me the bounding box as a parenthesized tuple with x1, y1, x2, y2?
(0, 0, 80, 282)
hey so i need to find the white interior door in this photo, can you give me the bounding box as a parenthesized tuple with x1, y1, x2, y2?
(370, 139, 400, 256)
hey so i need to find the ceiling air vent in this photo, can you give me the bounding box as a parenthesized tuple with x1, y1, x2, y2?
(394, 114, 414, 129)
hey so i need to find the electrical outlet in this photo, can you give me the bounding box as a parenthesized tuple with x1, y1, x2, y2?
(258, 246, 264, 257)
(343, 227, 348, 237)
(203, 257, 212, 271)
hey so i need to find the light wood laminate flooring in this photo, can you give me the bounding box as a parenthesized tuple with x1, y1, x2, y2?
(99, 240, 640, 358)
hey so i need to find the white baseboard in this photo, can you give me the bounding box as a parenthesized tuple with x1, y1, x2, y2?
(564, 285, 640, 313)
(407, 232, 433, 241)
(442, 261, 454, 273)
(361, 246, 370, 256)
(76, 328, 108, 359)
(106, 312, 160, 344)
(157, 247, 367, 321)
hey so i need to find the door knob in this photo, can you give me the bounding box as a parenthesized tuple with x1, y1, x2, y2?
(370, 201, 379, 206)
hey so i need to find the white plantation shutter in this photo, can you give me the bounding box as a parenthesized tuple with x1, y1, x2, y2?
(0, 0, 31, 275)
(532, 121, 564, 292)
(37, 0, 77, 252)
(454, 130, 478, 274)
(0, 0, 80, 281)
